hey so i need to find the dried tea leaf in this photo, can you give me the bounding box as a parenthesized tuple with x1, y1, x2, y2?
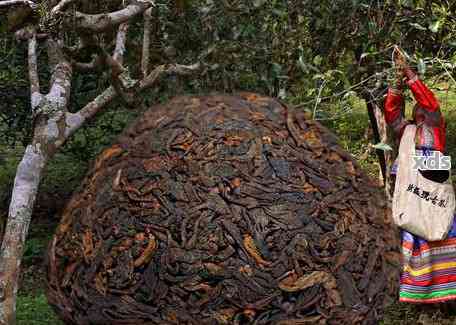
(243, 234, 272, 267)
(95, 145, 123, 170)
(279, 271, 342, 306)
(134, 234, 157, 267)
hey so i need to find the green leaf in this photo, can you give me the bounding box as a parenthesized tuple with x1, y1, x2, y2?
(360, 53, 371, 60)
(373, 143, 393, 151)
(429, 20, 441, 33)
(312, 73, 325, 80)
(313, 55, 322, 66)
(253, 0, 267, 8)
(342, 91, 357, 99)
(409, 22, 427, 31)
(297, 55, 307, 73)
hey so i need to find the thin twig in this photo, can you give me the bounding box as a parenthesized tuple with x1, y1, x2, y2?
(436, 58, 456, 86)
(312, 80, 326, 119)
(294, 72, 384, 109)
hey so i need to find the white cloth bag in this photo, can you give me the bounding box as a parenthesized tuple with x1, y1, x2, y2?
(392, 124, 455, 241)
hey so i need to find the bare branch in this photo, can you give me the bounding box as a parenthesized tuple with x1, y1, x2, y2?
(140, 62, 203, 89)
(62, 86, 117, 143)
(46, 38, 73, 109)
(64, 62, 202, 144)
(15, 28, 47, 41)
(0, 0, 37, 8)
(27, 29, 42, 110)
(104, 50, 124, 76)
(74, 29, 132, 106)
(113, 23, 129, 66)
(141, 8, 152, 76)
(111, 73, 137, 107)
(51, 0, 77, 14)
(28, 31, 39, 93)
(74, 2, 153, 32)
(72, 55, 103, 72)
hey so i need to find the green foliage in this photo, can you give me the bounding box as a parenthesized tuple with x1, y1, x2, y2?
(2, 0, 455, 149)
(0, 146, 21, 211)
(62, 109, 137, 162)
(0, 26, 32, 146)
(23, 238, 48, 265)
(303, 0, 456, 82)
(17, 293, 63, 325)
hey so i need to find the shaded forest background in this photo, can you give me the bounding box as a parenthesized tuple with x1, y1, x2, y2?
(1, 0, 456, 323)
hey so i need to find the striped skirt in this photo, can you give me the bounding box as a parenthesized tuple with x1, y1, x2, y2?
(400, 216, 456, 303)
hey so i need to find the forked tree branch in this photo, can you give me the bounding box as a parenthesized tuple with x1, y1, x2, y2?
(61, 86, 117, 145)
(63, 61, 203, 143)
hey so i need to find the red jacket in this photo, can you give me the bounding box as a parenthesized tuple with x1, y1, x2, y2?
(384, 76, 446, 152)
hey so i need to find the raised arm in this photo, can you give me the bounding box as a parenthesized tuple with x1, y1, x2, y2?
(384, 87, 409, 138)
(404, 68, 440, 112)
(385, 48, 409, 139)
(403, 67, 446, 152)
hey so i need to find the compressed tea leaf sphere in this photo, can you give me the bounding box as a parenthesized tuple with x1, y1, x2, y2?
(47, 93, 399, 325)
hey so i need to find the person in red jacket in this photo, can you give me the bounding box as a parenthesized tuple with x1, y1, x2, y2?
(388, 48, 456, 306)
(385, 48, 448, 182)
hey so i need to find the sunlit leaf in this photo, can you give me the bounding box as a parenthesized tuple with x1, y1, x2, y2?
(360, 53, 371, 60)
(373, 143, 393, 151)
(313, 55, 322, 66)
(253, 0, 267, 8)
(342, 91, 357, 99)
(297, 56, 308, 73)
(409, 22, 427, 31)
(429, 20, 442, 33)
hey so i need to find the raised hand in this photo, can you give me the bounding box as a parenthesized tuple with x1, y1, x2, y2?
(393, 46, 407, 69)
(392, 46, 411, 88)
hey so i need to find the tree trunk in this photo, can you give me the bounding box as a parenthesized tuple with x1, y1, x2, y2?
(0, 144, 47, 325)
(365, 99, 387, 182)
(373, 100, 393, 201)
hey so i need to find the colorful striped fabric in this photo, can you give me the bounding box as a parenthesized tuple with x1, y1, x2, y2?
(400, 217, 456, 303)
